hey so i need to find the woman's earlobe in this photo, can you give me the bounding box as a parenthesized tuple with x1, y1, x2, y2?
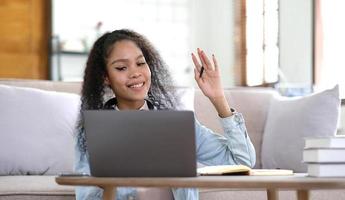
(104, 77, 110, 86)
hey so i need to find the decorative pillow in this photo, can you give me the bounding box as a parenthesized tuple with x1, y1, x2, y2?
(0, 85, 80, 175)
(261, 85, 340, 172)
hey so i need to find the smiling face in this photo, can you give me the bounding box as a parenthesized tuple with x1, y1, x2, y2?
(105, 40, 151, 110)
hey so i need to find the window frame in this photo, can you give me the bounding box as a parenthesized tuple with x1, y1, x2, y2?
(234, 0, 279, 87)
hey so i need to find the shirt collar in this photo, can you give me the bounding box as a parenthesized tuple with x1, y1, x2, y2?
(114, 100, 149, 111)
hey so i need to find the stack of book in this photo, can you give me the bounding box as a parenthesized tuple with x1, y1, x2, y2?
(303, 136, 345, 177)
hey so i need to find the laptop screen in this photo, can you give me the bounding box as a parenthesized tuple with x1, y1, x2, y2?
(83, 110, 197, 177)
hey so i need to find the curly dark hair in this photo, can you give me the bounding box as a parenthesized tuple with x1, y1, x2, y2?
(76, 29, 180, 153)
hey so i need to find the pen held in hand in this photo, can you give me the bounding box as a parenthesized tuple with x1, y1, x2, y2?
(199, 66, 204, 78)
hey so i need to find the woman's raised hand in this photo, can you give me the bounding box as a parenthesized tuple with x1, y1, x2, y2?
(191, 48, 225, 100)
(191, 48, 232, 117)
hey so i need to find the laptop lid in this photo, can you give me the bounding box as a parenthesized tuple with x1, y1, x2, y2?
(83, 110, 196, 177)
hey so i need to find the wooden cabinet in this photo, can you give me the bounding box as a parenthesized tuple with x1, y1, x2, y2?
(0, 0, 51, 79)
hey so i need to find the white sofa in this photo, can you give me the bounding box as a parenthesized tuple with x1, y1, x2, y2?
(0, 79, 343, 200)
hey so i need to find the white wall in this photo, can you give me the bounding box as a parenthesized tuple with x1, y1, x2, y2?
(190, 0, 234, 87)
(279, 0, 313, 85)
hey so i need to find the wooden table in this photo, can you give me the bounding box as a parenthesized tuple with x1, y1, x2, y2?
(55, 174, 345, 200)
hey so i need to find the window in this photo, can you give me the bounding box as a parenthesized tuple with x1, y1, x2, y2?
(52, 0, 192, 85)
(246, 0, 279, 86)
(52, 0, 246, 87)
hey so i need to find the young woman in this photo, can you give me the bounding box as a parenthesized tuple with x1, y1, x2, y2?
(75, 29, 255, 200)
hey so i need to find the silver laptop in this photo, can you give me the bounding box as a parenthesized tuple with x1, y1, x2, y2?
(83, 110, 197, 177)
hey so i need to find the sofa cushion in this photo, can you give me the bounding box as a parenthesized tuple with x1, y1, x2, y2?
(0, 176, 74, 200)
(0, 79, 81, 95)
(0, 85, 80, 175)
(262, 86, 340, 172)
(199, 189, 345, 200)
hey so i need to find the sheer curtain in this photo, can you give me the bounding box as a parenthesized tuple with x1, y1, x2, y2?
(314, 0, 345, 98)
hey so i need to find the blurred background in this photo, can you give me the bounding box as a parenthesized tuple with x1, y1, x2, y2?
(0, 0, 344, 96)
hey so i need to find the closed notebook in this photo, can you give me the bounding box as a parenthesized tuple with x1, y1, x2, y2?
(303, 148, 345, 163)
(308, 163, 345, 177)
(305, 136, 345, 149)
(197, 165, 293, 176)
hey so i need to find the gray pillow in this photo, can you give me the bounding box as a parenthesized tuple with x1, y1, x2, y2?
(0, 85, 80, 175)
(261, 86, 340, 172)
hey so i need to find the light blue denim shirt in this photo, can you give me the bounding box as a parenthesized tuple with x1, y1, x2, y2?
(74, 112, 256, 200)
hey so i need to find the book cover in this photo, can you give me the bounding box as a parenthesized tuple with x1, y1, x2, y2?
(305, 136, 345, 149)
(197, 165, 251, 175)
(249, 169, 293, 176)
(197, 165, 293, 176)
(308, 163, 345, 177)
(303, 148, 345, 163)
